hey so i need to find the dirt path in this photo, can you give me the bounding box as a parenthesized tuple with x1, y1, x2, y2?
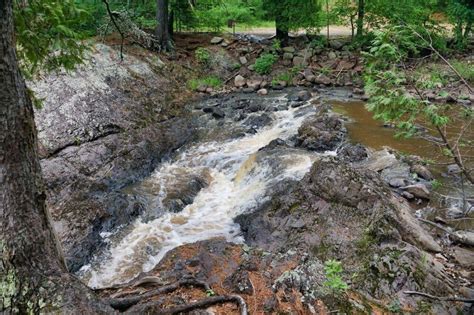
(237, 25, 354, 38)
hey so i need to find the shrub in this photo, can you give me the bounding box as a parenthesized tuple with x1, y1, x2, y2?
(451, 60, 474, 82)
(254, 53, 277, 75)
(195, 48, 211, 65)
(187, 76, 222, 91)
(323, 259, 348, 295)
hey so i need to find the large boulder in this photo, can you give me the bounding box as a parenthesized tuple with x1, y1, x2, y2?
(296, 111, 346, 152)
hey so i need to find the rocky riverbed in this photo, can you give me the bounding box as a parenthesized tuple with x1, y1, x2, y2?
(33, 42, 473, 314)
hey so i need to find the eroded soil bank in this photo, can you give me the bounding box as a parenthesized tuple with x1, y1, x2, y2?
(33, 36, 473, 314)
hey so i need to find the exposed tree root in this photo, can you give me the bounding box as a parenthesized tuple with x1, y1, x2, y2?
(106, 278, 210, 311)
(105, 278, 247, 314)
(404, 291, 474, 303)
(127, 294, 248, 314)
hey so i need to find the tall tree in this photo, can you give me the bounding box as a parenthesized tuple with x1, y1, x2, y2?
(0, 0, 110, 312)
(263, 0, 321, 45)
(356, 0, 365, 38)
(156, 0, 173, 50)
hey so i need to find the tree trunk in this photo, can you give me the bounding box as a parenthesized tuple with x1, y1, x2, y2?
(350, 14, 355, 41)
(169, 8, 174, 38)
(0, 0, 111, 312)
(275, 12, 289, 46)
(156, 0, 173, 51)
(356, 0, 365, 38)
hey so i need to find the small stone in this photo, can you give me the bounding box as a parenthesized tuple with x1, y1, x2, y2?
(401, 184, 430, 200)
(402, 191, 415, 200)
(247, 79, 262, 90)
(239, 56, 248, 65)
(328, 51, 337, 59)
(297, 90, 312, 101)
(353, 87, 364, 95)
(282, 46, 296, 53)
(283, 52, 294, 60)
(446, 207, 464, 219)
(257, 88, 268, 96)
(211, 108, 225, 119)
(293, 56, 306, 67)
(389, 178, 406, 188)
(453, 247, 474, 268)
(205, 87, 213, 93)
(411, 164, 434, 180)
(330, 40, 344, 50)
(314, 74, 332, 85)
(447, 164, 461, 174)
(220, 41, 229, 47)
(243, 87, 254, 94)
(458, 99, 471, 106)
(197, 85, 207, 93)
(304, 69, 315, 82)
(454, 231, 474, 246)
(210, 36, 223, 44)
(460, 286, 474, 299)
(247, 64, 255, 71)
(234, 75, 246, 88)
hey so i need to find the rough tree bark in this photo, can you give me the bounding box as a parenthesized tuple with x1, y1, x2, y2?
(356, 0, 365, 38)
(0, 0, 111, 313)
(275, 12, 289, 46)
(156, 0, 173, 51)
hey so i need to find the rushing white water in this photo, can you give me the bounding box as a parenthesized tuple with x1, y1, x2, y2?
(80, 100, 327, 288)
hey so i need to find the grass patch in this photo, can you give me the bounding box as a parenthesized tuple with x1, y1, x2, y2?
(254, 53, 277, 75)
(187, 76, 222, 91)
(451, 60, 474, 82)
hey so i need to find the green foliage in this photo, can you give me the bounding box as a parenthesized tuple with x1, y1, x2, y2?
(206, 289, 216, 296)
(323, 259, 349, 295)
(195, 47, 211, 65)
(387, 299, 402, 313)
(431, 179, 442, 190)
(273, 66, 301, 85)
(443, 0, 474, 47)
(192, 0, 266, 31)
(272, 39, 282, 51)
(254, 53, 277, 74)
(363, 26, 451, 138)
(366, 0, 438, 29)
(263, 0, 322, 32)
(451, 60, 474, 82)
(14, 0, 88, 77)
(187, 76, 222, 90)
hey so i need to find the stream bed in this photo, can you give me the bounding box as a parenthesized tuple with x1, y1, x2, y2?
(78, 89, 473, 289)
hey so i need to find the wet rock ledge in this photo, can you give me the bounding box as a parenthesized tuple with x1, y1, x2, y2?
(33, 44, 197, 272)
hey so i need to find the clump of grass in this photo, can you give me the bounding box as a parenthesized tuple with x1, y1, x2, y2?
(187, 76, 222, 91)
(451, 60, 474, 82)
(195, 47, 211, 65)
(254, 53, 277, 75)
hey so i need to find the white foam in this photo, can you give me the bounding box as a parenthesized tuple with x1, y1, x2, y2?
(82, 104, 319, 288)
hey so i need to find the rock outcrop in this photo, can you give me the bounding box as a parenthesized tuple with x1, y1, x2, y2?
(236, 157, 461, 313)
(33, 44, 197, 271)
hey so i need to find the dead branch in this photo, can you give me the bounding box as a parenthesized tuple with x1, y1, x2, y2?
(403, 291, 474, 303)
(127, 295, 248, 315)
(102, 0, 124, 60)
(99, 9, 161, 52)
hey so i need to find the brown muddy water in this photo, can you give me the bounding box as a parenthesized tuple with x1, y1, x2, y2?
(331, 98, 474, 230)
